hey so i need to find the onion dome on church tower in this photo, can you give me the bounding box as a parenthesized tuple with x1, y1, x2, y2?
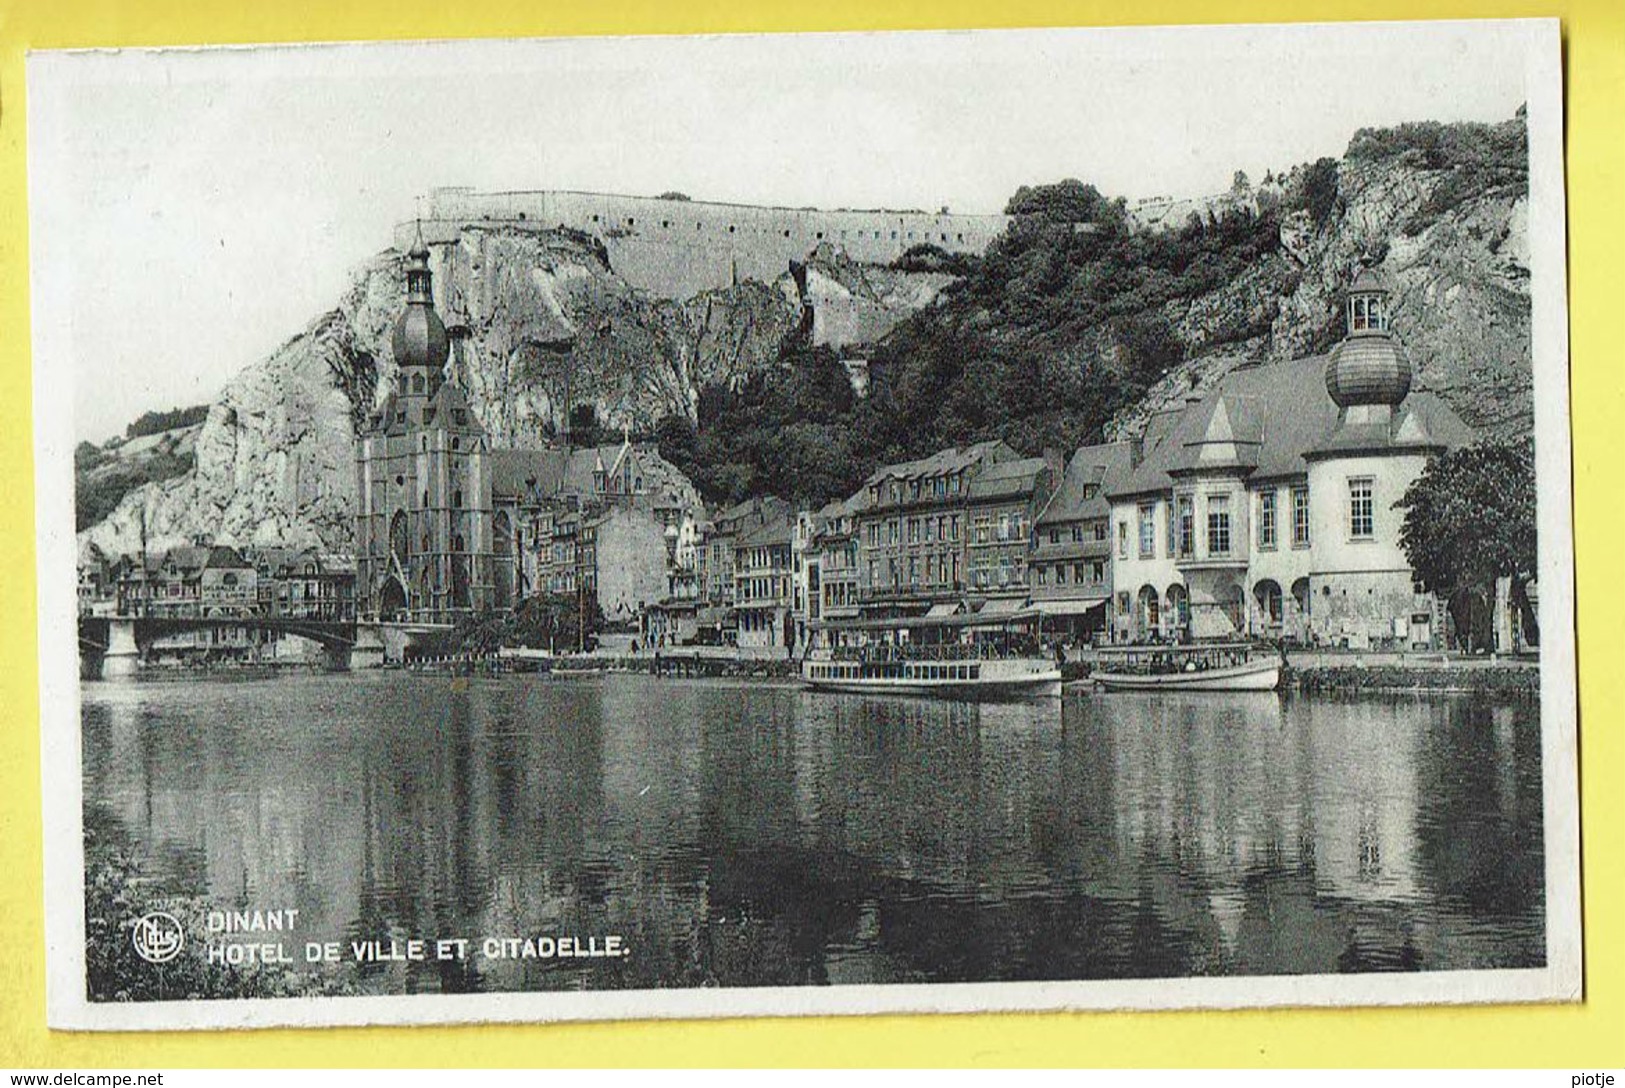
(391, 223, 450, 377)
(1324, 268, 1412, 408)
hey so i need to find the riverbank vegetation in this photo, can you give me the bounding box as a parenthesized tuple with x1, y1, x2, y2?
(450, 593, 607, 655)
(84, 803, 355, 1002)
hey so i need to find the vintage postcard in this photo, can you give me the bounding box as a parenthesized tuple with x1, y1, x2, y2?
(29, 19, 1578, 1030)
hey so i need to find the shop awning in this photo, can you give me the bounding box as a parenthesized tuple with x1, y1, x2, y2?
(976, 596, 1027, 616)
(810, 609, 1040, 632)
(1029, 598, 1107, 618)
(925, 601, 963, 618)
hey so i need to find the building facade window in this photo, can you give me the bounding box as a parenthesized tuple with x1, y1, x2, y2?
(1207, 495, 1232, 557)
(1177, 495, 1194, 558)
(1292, 485, 1311, 547)
(1258, 490, 1277, 550)
(1117, 520, 1129, 560)
(1349, 477, 1375, 539)
(1138, 503, 1156, 559)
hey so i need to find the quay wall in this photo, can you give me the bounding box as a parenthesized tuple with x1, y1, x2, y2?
(1283, 661, 1539, 696)
(398, 187, 1010, 299)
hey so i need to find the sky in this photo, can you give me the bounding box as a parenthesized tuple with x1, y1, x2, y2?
(28, 21, 1536, 442)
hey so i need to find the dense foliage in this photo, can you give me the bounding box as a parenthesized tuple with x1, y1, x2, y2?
(1396, 441, 1538, 649)
(656, 176, 1321, 509)
(1347, 115, 1528, 236)
(74, 441, 194, 531)
(85, 804, 354, 1001)
(889, 243, 980, 277)
(452, 594, 606, 654)
(125, 404, 209, 440)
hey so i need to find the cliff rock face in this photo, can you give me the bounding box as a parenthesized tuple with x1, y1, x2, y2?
(78, 304, 379, 558)
(78, 228, 821, 556)
(1110, 116, 1530, 442)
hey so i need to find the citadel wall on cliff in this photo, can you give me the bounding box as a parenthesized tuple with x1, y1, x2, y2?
(397, 187, 1009, 299)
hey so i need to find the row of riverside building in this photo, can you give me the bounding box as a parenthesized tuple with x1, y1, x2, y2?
(76, 542, 356, 662)
(344, 237, 1480, 656)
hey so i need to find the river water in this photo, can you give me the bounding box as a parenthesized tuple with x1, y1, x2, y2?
(80, 673, 1545, 995)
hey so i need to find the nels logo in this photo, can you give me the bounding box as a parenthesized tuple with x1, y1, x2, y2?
(131, 910, 185, 964)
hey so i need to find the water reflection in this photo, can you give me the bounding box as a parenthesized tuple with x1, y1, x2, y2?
(81, 675, 1545, 996)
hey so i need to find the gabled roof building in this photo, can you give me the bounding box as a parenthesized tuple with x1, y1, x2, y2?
(1105, 270, 1473, 649)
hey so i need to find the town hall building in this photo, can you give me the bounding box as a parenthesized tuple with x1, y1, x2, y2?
(1105, 270, 1475, 649)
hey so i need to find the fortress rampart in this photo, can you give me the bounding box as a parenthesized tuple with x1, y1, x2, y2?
(396, 187, 1011, 299)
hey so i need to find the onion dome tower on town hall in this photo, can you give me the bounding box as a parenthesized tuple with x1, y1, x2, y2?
(1324, 267, 1413, 422)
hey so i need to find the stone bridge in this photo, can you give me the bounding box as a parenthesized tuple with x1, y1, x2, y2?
(77, 615, 384, 678)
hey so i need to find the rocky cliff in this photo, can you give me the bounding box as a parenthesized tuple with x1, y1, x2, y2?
(76, 227, 865, 556)
(77, 113, 1532, 556)
(1108, 115, 1531, 441)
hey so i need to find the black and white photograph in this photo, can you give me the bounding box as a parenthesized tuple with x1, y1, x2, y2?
(29, 19, 1578, 1029)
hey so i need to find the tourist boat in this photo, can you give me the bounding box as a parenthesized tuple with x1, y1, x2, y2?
(802, 652, 1063, 698)
(1089, 641, 1283, 692)
(801, 606, 1062, 699)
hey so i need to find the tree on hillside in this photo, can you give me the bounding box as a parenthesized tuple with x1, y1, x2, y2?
(1115, 312, 1185, 387)
(125, 404, 209, 440)
(1294, 157, 1341, 226)
(1004, 179, 1125, 227)
(1396, 441, 1537, 651)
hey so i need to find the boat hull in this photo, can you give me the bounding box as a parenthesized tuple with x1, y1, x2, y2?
(803, 673, 1063, 700)
(1093, 658, 1281, 692)
(802, 657, 1063, 700)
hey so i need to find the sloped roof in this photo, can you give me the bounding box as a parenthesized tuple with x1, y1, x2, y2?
(967, 456, 1049, 501)
(160, 545, 210, 572)
(1109, 355, 1473, 498)
(848, 440, 1014, 512)
(859, 439, 1009, 489)
(714, 494, 793, 534)
(739, 514, 794, 548)
(201, 544, 252, 570)
(372, 389, 402, 436)
(490, 448, 567, 500)
(489, 442, 664, 501)
(1038, 440, 1134, 525)
(424, 380, 484, 434)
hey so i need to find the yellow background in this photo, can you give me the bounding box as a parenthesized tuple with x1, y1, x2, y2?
(1, 0, 1620, 1068)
